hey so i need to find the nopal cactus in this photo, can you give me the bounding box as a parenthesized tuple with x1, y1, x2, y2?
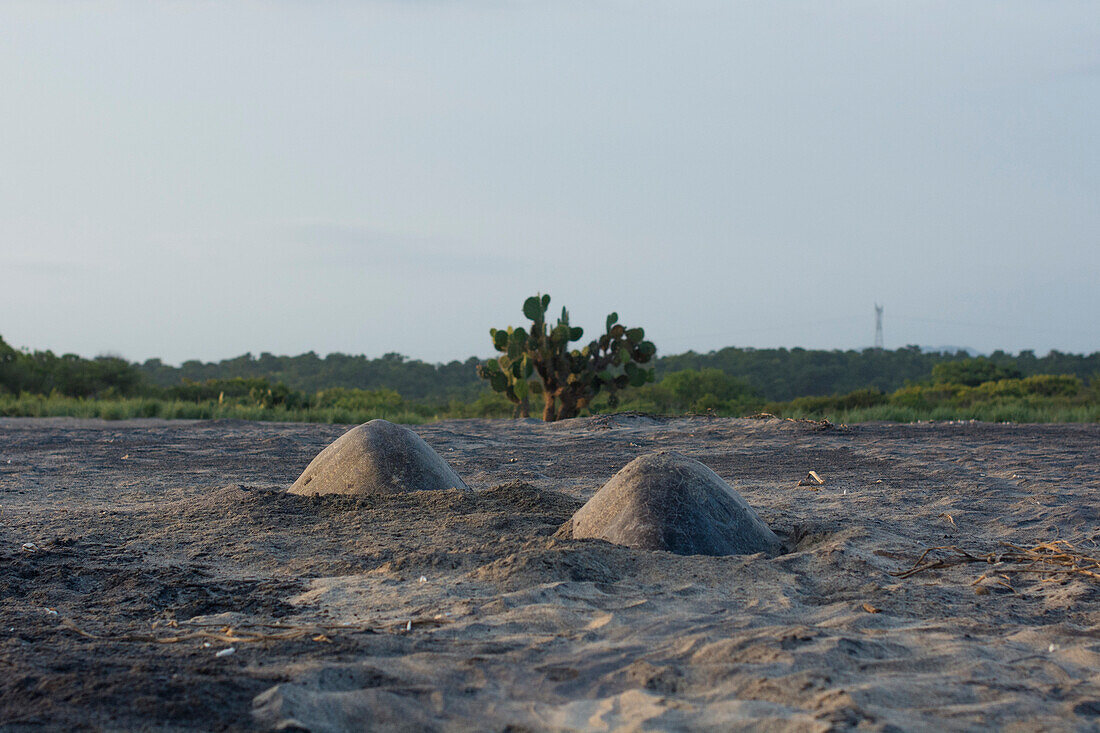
(477, 294, 656, 421)
(475, 326, 535, 418)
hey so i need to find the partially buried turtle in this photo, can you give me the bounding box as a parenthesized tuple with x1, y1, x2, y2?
(559, 451, 782, 557)
(288, 419, 469, 497)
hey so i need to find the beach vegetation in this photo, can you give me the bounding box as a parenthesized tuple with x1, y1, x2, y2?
(1, 333, 1096, 424)
(477, 294, 657, 421)
(930, 357, 1022, 386)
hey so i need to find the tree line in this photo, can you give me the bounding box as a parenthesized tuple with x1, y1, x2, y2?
(2, 332, 1097, 406)
(656, 345, 1100, 401)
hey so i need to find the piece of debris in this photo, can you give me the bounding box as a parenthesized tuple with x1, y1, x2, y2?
(973, 572, 1014, 593)
(746, 414, 838, 431)
(405, 620, 412, 632)
(312, 634, 332, 643)
(21, 542, 38, 553)
(418, 576, 427, 583)
(215, 647, 236, 657)
(60, 617, 416, 645)
(797, 471, 825, 487)
(861, 603, 881, 614)
(891, 540, 1100, 584)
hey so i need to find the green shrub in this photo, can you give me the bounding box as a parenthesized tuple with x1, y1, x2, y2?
(606, 368, 760, 416)
(931, 357, 1022, 387)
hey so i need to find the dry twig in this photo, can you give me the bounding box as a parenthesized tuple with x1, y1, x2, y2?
(57, 615, 451, 645)
(890, 540, 1100, 583)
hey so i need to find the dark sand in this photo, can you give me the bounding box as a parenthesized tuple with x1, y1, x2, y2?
(1, 415, 1098, 731)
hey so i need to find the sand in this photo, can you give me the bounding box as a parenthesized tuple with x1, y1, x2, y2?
(1, 415, 1099, 731)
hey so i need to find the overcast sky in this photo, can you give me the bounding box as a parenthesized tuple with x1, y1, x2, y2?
(2, 1, 1097, 364)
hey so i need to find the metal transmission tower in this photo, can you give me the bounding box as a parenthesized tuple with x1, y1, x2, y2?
(874, 304, 884, 350)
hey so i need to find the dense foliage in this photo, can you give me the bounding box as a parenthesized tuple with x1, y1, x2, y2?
(657, 346, 1100, 401)
(121, 343, 1100, 403)
(138, 351, 484, 402)
(1, 333, 1096, 423)
(764, 374, 1098, 423)
(929, 357, 1021, 387)
(608, 368, 760, 416)
(0, 336, 143, 398)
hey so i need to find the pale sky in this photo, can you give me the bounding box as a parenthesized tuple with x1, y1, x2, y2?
(2, 1, 1098, 364)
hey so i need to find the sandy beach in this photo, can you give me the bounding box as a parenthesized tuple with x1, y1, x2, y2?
(2, 415, 1098, 731)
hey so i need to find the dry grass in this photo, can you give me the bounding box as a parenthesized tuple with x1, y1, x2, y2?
(891, 540, 1100, 587)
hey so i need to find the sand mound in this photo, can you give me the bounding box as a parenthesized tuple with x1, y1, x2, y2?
(466, 539, 618, 590)
(582, 412, 666, 431)
(288, 419, 469, 497)
(560, 451, 782, 556)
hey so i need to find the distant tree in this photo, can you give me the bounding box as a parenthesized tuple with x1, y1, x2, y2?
(931, 357, 1022, 387)
(0, 336, 144, 397)
(102, 338, 1099, 405)
(0, 335, 20, 394)
(660, 369, 758, 412)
